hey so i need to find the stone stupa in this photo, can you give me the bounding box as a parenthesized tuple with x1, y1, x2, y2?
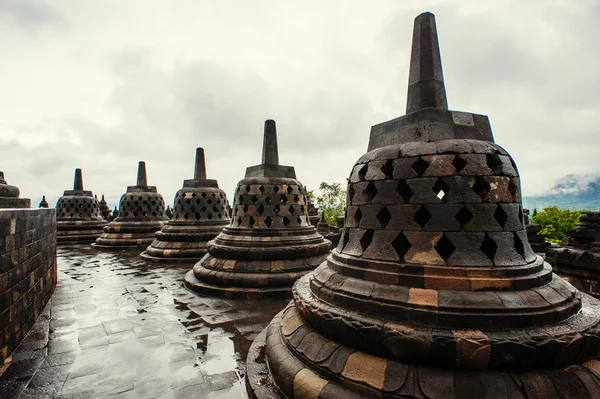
(98, 194, 111, 220)
(56, 168, 107, 244)
(0, 171, 30, 208)
(93, 161, 168, 250)
(141, 148, 231, 262)
(39, 195, 49, 208)
(247, 13, 600, 398)
(185, 120, 331, 299)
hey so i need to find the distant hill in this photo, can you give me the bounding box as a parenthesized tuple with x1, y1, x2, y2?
(523, 174, 600, 211)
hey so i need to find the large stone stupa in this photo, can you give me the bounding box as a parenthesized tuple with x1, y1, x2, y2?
(141, 148, 231, 262)
(246, 13, 600, 399)
(185, 120, 331, 299)
(93, 161, 168, 250)
(56, 168, 107, 244)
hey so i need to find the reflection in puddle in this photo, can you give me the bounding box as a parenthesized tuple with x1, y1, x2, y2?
(196, 332, 238, 376)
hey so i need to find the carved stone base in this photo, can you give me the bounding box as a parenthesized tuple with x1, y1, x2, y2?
(248, 303, 600, 399)
(0, 197, 31, 209)
(57, 220, 107, 244)
(93, 220, 167, 250)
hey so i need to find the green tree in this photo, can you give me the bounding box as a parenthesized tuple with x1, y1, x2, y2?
(314, 182, 346, 226)
(531, 206, 583, 243)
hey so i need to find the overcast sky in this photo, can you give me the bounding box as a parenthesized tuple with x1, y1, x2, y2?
(1, 0, 599, 209)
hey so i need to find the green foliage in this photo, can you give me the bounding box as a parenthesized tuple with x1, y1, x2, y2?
(531, 206, 583, 243)
(314, 182, 346, 226)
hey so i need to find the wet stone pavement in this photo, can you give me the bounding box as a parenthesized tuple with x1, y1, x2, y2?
(0, 247, 288, 398)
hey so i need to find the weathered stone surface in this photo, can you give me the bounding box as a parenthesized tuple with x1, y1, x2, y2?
(141, 148, 231, 263)
(0, 208, 56, 366)
(186, 120, 330, 299)
(248, 12, 600, 399)
(0, 172, 30, 209)
(56, 169, 107, 244)
(93, 162, 167, 250)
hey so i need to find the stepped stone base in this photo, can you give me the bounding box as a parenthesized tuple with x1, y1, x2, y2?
(247, 303, 600, 399)
(547, 246, 600, 298)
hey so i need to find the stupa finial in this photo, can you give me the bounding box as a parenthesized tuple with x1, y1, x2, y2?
(73, 168, 84, 191)
(136, 161, 148, 186)
(194, 148, 207, 180)
(406, 12, 448, 114)
(261, 119, 279, 166)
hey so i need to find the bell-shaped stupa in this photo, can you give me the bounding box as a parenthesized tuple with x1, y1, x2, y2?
(141, 148, 231, 262)
(93, 161, 168, 250)
(247, 13, 600, 398)
(39, 195, 49, 208)
(56, 169, 107, 243)
(185, 120, 331, 299)
(0, 171, 30, 208)
(98, 194, 111, 220)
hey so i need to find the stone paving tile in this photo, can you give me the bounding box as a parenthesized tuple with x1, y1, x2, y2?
(0, 246, 289, 398)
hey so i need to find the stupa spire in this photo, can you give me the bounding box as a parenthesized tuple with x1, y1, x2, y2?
(136, 161, 148, 186)
(73, 168, 84, 191)
(261, 120, 279, 165)
(194, 148, 207, 180)
(406, 12, 448, 114)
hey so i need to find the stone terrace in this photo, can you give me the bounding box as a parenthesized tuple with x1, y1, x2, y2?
(0, 247, 287, 398)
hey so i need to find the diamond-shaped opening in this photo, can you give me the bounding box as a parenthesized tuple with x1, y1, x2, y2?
(184, 213, 190, 220)
(265, 196, 271, 204)
(494, 205, 508, 229)
(354, 208, 362, 225)
(381, 159, 394, 179)
(250, 195, 258, 203)
(348, 185, 355, 204)
(274, 205, 280, 214)
(207, 213, 213, 219)
(392, 232, 411, 261)
(273, 186, 280, 193)
(287, 186, 294, 194)
(360, 229, 374, 251)
(411, 157, 430, 176)
(513, 232, 526, 260)
(248, 216, 255, 226)
(414, 206, 431, 229)
(452, 155, 468, 173)
(508, 179, 520, 202)
(289, 205, 295, 214)
(432, 178, 450, 203)
(265, 216, 272, 227)
(396, 180, 412, 203)
(365, 181, 378, 202)
(297, 216, 302, 225)
(357, 164, 368, 181)
(473, 177, 491, 200)
(434, 234, 455, 263)
(202, 192, 207, 198)
(518, 207, 524, 225)
(455, 206, 473, 229)
(245, 185, 251, 193)
(212, 205, 219, 213)
(376, 206, 392, 229)
(486, 153, 504, 174)
(480, 234, 498, 263)
(257, 205, 265, 215)
(282, 216, 290, 226)
(259, 185, 265, 193)
(195, 212, 201, 219)
(242, 205, 248, 214)
(338, 228, 350, 251)
(280, 196, 288, 205)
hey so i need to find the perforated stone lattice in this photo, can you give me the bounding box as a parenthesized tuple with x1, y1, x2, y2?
(340, 141, 531, 266)
(117, 193, 166, 219)
(229, 183, 311, 228)
(173, 191, 230, 221)
(57, 196, 103, 220)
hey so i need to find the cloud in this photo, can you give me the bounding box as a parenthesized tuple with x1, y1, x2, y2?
(1, 0, 600, 210)
(0, 0, 67, 33)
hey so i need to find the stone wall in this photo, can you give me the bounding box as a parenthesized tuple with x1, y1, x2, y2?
(0, 208, 57, 365)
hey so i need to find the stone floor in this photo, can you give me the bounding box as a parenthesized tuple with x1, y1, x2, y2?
(0, 247, 288, 398)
